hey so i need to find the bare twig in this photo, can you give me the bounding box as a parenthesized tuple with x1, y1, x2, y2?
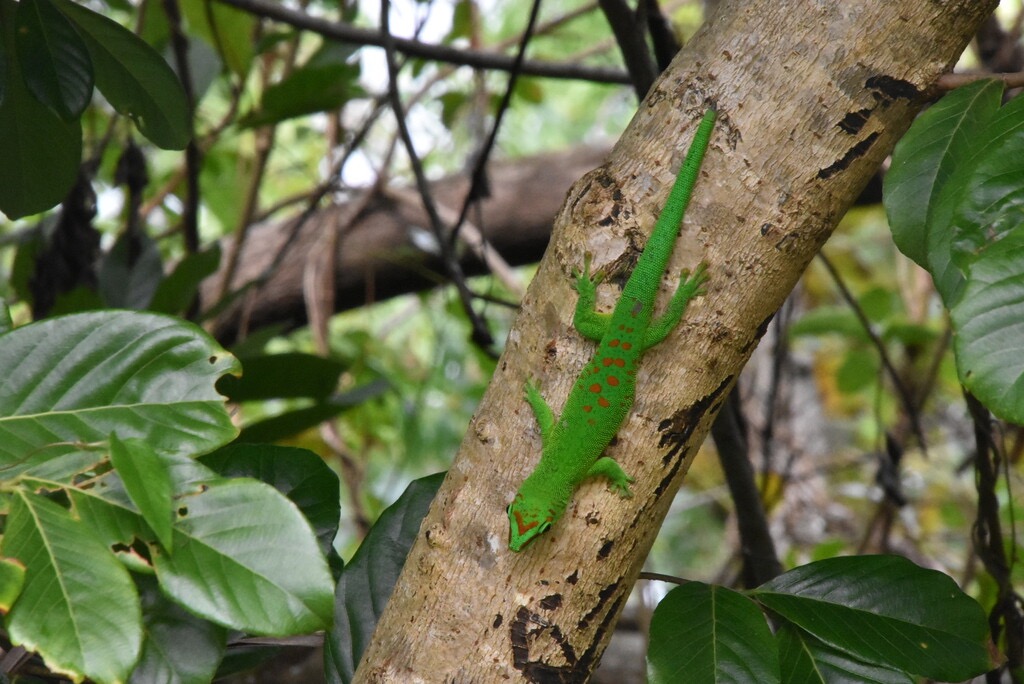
(380, 0, 496, 351)
(599, 0, 658, 98)
(161, 0, 201, 255)
(711, 388, 784, 586)
(450, 0, 544, 246)
(936, 70, 1024, 90)
(816, 251, 928, 453)
(212, 0, 630, 84)
(645, 0, 681, 70)
(965, 392, 1024, 677)
(637, 571, 691, 585)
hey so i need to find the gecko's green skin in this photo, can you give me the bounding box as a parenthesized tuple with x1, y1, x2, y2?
(508, 109, 716, 552)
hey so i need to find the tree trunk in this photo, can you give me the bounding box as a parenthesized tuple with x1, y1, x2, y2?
(355, 0, 997, 681)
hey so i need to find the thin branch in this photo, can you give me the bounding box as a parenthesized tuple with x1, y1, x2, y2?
(216, 24, 315, 302)
(816, 251, 928, 453)
(212, 0, 630, 84)
(162, 0, 201, 255)
(936, 70, 1024, 90)
(206, 93, 393, 327)
(758, 298, 792, 482)
(599, 0, 658, 98)
(646, 0, 681, 70)
(637, 571, 691, 585)
(139, 84, 245, 224)
(380, 0, 496, 351)
(965, 392, 1024, 677)
(711, 388, 783, 587)
(451, 0, 544, 245)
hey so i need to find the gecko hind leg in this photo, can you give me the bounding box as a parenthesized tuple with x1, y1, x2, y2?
(586, 456, 635, 498)
(643, 262, 708, 349)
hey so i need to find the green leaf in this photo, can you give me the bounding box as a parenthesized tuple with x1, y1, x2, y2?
(837, 348, 877, 393)
(53, 0, 190, 149)
(66, 450, 219, 556)
(884, 79, 1003, 268)
(0, 311, 239, 476)
(951, 225, 1024, 424)
(1, 489, 142, 684)
(446, 0, 472, 43)
(14, 0, 93, 119)
(180, 0, 254, 77)
(152, 478, 334, 635)
(9, 219, 47, 304)
(0, 34, 7, 105)
(138, 0, 170, 50)
(753, 555, 992, 681)
(0, 555, 26, 611)
(647, 582, 780, 684)
(788, 307, 868, 341)
(109, 434, 174, 551)
(200, 443, 341, 557)
(239, 45, 361, 128)
(0, 0, 81, 219)
(218, 352, 350, 401)
(439, 90, 467, 127)
(129, 576, 226, 684)
(149, 244, 221, 315)
(880, 320, 937, 347)
(65, 482, 152, 552)
(236, 378, 390, 443)
(777, 623, 913, 684)
(0, 298, 12, 335)
(49, 286, 106, 316)
(857, 287, 896, 323)
(98, 231, 165, 309)
(946, 88, 1024, 270)
(325, 472, 444, 684)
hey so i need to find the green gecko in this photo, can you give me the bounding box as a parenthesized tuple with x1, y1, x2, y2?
(508, 108, 716, 552)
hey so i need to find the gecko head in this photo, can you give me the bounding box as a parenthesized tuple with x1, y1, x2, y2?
(507, 493, 556, 552)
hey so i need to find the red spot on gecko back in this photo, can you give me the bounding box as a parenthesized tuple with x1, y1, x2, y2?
(621, 342, 632, 350)
(613, 358, 625, 367)
(607, 376, 620, 387)
(609, 339, 620, 347)
(590, 383, 602, 393)
(598, 396, 610, 408)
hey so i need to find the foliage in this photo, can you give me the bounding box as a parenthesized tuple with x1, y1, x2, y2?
(0, 0, 1020, 681)
(325, 472, 444, 683)
(884, 79, 1024, 423)
(0, 312, 334, 683)
(0, 0, 188, 219)
(648, 556, 993, 684)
